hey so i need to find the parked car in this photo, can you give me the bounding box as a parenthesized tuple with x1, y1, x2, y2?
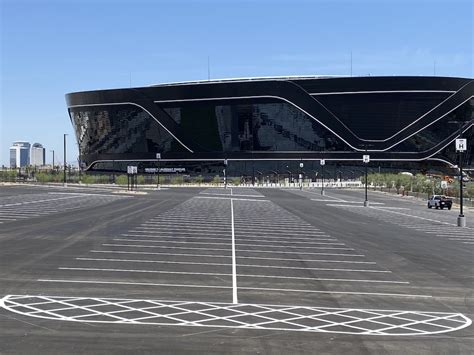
(427, 195, 452, 210)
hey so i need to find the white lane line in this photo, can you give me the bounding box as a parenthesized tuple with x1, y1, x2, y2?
(114, 238, 343, 247)
(102, 244, 230, 251)
(196, 196, 269, 202)
(113, 239, 231, 246)
(59, 267, 232, 277)
(121, 233, 337, 242)
(238, 286, 431, 298)
(35, 280, 429, 298)
(237, 256, 376, 264)
(91, 250, 231, 258)
(200, 192, 264, 198)
(302, 190, 346, 201)
(38, 279, 231, 289)
(373, 207, 411, 210)
(128, 231, 231, 237)
(76, 257, 230, 267)
(369, 207, 455, 225)
(237, 249, 363, 256)
(141, 223, 231, 228)
(0, 195, 79, 207)
(239, 274, 408, 284)
(142, 223, 230, 228)
(58, 267, 407, 284)
(326, 204, 367, 208)
(102, 244, 362, 256)
(235, 243, 350, 250)
(121, 234, 233, 241)
(231, 198, 238, 304)
(76, 257, 386, 273)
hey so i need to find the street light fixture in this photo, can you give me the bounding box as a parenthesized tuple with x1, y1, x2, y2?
(448, 120, 470, 227)
(223, 159, 228, 189)
(361, 144, 373, 207)
(50, 150, 55, 171)
(63, 134, 68, 186)
(320, 159, 325, 195)
(156, 153, 161, 190)
(299, 160, 304, 190)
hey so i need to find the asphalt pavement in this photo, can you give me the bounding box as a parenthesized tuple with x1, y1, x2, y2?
(0, 184, 472, 354)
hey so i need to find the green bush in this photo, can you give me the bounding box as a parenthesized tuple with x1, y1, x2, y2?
(212, 175, 221, 185)
(171, 175, 184, 185)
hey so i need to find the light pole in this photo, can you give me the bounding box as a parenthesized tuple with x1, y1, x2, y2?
(320, 159, 325, 195)
(50, 150, 55, 172)
(299, 160, 304, 190)
(449, 120, 469, 227)
(63, 134, 67, 186)
(223, 159, 228, 189)
(362, 147, 370, 207)
(156, 153, 161, 190)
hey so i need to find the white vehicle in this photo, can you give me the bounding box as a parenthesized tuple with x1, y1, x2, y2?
(427, 195, 452, 210)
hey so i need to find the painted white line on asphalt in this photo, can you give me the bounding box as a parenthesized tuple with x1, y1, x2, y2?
(121, 234, 231, 241)
(237, 249, 364, 257)
(237, 256, 375, 264)
(238, 274, 408, 284)
(102, 243, 230, 251)
(58, 268, 407, 284)
(233, 225, 322, 231)
(234, 230, 328, 236)
(35, 280, 428, 298)
(374, 207, 411, 210)
(48, 192, 131, 197)
(38, 279, 231, 289)
(231, 198, 238, 304)
(91, 250, 231, 258)
(113, 239, 230, 246)
(235, 243, 350, 249)
(196, 196, 269, 202)
(121, 234, 337, 242)
(237, 286, 431, 298)
(326, 204, 367, 208)
(302, 190, 346, 201)
(128, 231, 231, 237)
(59, 267, 232, 277)
(235, 264, 389, 273)
(200, 192, 264, 198)
(142, 222, 229, 228)
(369, 207, 455, 225)
(0, 195, 79, 207)
(76, 257, 231, 267)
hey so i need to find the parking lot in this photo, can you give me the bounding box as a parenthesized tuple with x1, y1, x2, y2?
(0, 184, 473, 354)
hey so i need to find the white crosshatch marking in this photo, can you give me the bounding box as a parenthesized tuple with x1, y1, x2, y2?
(0, 295, 470, 336)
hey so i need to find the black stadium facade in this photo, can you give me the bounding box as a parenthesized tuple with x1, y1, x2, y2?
(66, 76, 473, 177)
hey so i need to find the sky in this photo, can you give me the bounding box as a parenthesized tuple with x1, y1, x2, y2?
(1, 0, 472, 166)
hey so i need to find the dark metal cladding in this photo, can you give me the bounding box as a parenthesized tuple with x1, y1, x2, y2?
(65, 76, 473, 173)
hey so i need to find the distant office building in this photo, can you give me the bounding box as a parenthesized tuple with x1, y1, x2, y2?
(31, 143, 46, 166)
(9, 141, 31, 168)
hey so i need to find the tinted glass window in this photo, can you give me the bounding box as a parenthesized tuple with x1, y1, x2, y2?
(163, 99, 352, 152)
(69, 104, 181, 156)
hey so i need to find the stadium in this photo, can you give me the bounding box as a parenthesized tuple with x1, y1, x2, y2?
(66, 76, 473, 177)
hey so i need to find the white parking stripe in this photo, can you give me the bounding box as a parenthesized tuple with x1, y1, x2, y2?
(36, 280, 430, 298)
(231, 198, 238, 304)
